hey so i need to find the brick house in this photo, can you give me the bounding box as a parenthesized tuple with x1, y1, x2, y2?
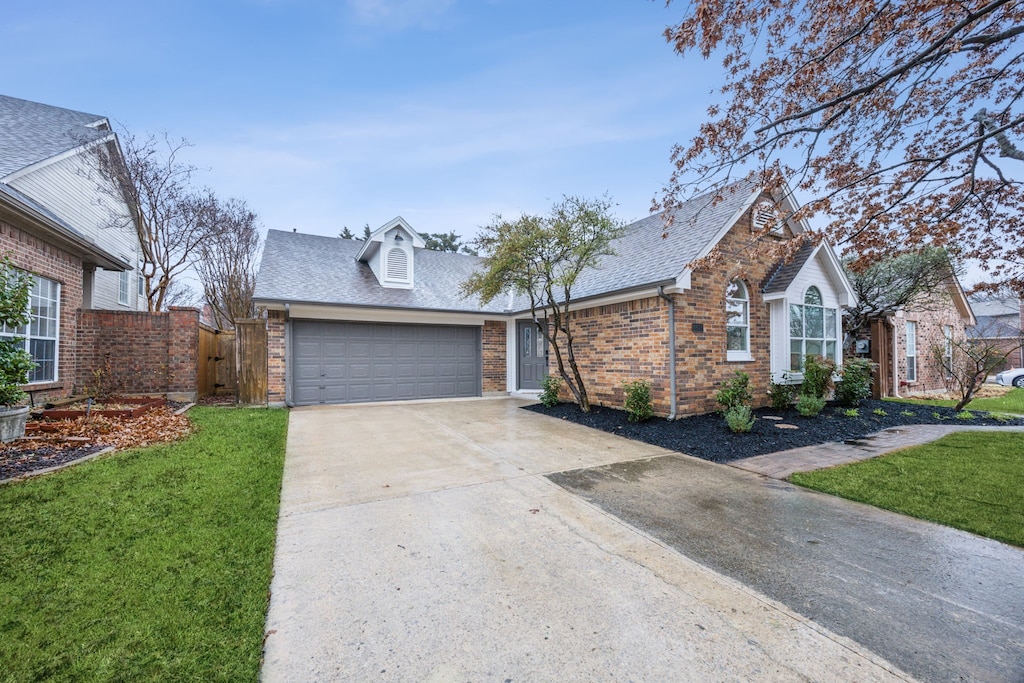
(253, 180, 857, 415)
(860, 271, 976, 398)
(0, 94, 146, 404)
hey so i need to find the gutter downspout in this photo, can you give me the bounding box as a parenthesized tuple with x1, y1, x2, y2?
(657, 286, 678, 420)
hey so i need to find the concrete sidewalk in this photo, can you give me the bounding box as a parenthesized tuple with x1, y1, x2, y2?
(262, 398, 912, 682)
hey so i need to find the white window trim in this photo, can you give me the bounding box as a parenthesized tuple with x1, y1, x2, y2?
(726, 280, 753, 362)
(788, 286, 839, 371)
(0, 275, 61, 385)
(906, 321, 917, 382)
(118, 269, 130, 306)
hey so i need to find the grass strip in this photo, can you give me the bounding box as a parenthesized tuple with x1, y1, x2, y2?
(886, 387, 1024, 414)
(0, 406, 288, 682)
(790, 431, 1024, 547)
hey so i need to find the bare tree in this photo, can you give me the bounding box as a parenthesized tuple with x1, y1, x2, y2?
(195, 197, 262, 329)
(461, 196, 624, 412)
(659, 0, 1024, 291)
(934, 323, 1024, 411)
(94, 132, 221, 311)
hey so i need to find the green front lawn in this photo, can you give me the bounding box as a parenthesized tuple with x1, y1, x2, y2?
(0, 406, 288, 682)
(887, 387, 1024, 414)
(790, 431, 1024, 547)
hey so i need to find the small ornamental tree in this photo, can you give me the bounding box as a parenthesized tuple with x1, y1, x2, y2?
(0, 256, 36, 406)
(461, 195, 625, 412)
(937, 329, 1024, 411)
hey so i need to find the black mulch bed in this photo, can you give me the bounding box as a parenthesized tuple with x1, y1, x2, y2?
(0, 444, 107, 481)
(524, 399, 1024, 463)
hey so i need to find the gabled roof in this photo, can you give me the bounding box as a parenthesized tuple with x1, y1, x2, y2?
(254, 179, 812, 315)
(0, 182, 128, 270)
(567, 179, 762, 301)
(761, 241, 857, 306)
(255, 231, 512, 314)
(0, 94, 112, 179)
(355, 216, 426, 262)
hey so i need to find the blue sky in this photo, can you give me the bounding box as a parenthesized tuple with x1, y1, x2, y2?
(4, 1, 716, 242)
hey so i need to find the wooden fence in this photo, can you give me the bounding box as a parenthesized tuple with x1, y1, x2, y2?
(235, 319, 268, 405)
(197, 326, 237, 397)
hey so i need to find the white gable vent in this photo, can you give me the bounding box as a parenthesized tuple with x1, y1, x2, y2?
(385, 247, 410, 282)
(753, 200, 782, 234)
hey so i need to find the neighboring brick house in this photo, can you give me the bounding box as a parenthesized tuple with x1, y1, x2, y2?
(861, 272, 976, 398)
(967, 294, 1023, 373)
(0, 94, 145, 403)
(253, 180, 857, 415)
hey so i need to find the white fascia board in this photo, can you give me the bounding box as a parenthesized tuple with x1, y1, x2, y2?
(282, 302, 494, 326)
(356, 217, 426, 262)
(2, 133, 116, 183)
(770, 179, 811, 235)
(523, 286, 665, 316)
(672, 187, 761, 286)
(762, 242, 857, 306)
(816, 242, 857, 306)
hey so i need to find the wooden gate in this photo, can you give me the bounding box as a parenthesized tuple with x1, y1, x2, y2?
(236, 319, 268, 405)
(198, 327, 237, 397)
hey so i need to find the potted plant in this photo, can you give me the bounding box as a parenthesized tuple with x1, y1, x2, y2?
(0, 256, 37, 442)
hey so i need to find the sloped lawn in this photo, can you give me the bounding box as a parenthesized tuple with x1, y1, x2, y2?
(0, 406, 288, 682)
(790, 431, 1024, 547)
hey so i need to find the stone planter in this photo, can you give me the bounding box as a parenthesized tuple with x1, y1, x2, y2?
(0, 404, 30, 442)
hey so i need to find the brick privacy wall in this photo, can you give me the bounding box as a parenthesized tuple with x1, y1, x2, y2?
(555, 203, 784, 416)
(481, 320, 507, 392)
(895, 288, 970, 394)
(0, 218, 84, 404)
(76, 307, 201, 400)
(267, 311, 286, 405)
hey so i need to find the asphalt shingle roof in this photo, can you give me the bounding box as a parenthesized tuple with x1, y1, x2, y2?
(254, 180, 761, 313)
(0, 95, 109, 178)
(255, 232, 515, 313)
(762, 241, 816, 294)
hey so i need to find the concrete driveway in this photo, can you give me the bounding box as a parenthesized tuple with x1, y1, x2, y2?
(261, 398, 910, 682)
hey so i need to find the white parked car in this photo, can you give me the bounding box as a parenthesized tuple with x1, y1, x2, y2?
(995, 367, 1024, 388)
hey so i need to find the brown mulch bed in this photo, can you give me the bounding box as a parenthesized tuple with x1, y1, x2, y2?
(0, 406, 193, 481)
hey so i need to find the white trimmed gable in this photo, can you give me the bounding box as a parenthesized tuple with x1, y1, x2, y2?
(355, 216, 425, 290)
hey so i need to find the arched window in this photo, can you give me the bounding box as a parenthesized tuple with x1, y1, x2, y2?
(789, 286, 837, 370)
(726, 279, 750, 360)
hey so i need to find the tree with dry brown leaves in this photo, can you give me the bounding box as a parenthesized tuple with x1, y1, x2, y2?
(658, 0, 1024, 292)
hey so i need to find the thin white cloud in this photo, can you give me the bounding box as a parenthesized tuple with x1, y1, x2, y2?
(345, 0, 456, 29)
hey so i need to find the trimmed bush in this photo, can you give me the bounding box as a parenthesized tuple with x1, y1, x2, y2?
(801, 355, 836, 399)
(724, 404, 755, 433)
(622, 379, 654, 422)
(795, 393, 827, 417)
(836, 358, 873, 406)
(716, 371, 753, 413)
(539, 375, 563, 407)
(768, 380, 794, 409)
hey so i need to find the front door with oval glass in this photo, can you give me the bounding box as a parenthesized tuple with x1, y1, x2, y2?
(517, 320, 548, 390)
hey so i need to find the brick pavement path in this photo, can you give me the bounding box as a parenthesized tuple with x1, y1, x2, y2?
(731, 424, 1024, 479)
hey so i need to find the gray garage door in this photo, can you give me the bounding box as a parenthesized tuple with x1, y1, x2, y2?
(291, 321, 481, 406)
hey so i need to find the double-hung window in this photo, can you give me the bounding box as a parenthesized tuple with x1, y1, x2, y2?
(726, 280, 750, 360)
(789, 286, 837, 370)
(0, 274, 60, 383)
(118, 269, 130, 306)
(906, 321, 917, 382)
(943, 325, 953, 379)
